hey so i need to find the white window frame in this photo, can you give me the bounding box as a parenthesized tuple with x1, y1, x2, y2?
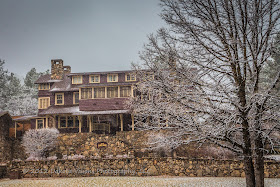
(125, 73, 136, 82)
(38, 83, 50, 90)
(73, 92, 79, 104)
(72, 75, 83, 84)
(36, 119, 44, 129)
(107, 74, 118, 82)
(55, 93, 64, 105)
(58, 115, 79, 128)
(89, 75, 100, 83)
(38, 97, 50, 109)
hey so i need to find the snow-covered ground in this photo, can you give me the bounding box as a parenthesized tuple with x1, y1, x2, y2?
(1, 177, 280, 187)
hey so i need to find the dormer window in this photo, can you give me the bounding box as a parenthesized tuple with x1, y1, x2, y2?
(143, 72, 154, 81)
(39, 83, 50, 90)
(72, 76, 82, 84)
(55, 93, 64, 105)
(125, 73, 136, 82)
(89, 75, 100, 83)
(107, 74, 118, 82)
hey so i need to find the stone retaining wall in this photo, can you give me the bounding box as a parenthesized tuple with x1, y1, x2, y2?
(9, 158, 280, 178)
(51, 131, 158, 158)
(0, 165, 7, 178)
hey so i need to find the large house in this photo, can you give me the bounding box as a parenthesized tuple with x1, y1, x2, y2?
(14, 59, 137, 135)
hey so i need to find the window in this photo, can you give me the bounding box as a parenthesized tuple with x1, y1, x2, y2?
(72, 76, 83, 84)
(73, 92, 79, 104)
(59, 116, 67, 128)
(125, 73, 136, 82)
(81, 88, 92, 99)
(36, 119, 44, 129)
(94, 87, 105, 98)
(107, 74, 118, 82)
(67, 116, 74, 127)
(55, 93, 64, 105)
(89, 75, 100, 83)
(59, 116, 79, 128)
(38, 97, 50, 109)
(107, 87, 118, 98)
(39, 83, 50, 90)
(120, 86, 131, 97)
(143, 72, 154, 81)
(92, 123, 110, 134)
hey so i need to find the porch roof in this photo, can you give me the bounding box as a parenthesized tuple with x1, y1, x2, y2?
(39, 106, 129, 115)
(13, 115, 39, 121)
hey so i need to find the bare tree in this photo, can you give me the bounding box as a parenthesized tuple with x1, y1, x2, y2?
(22, 128, 59, 159)
(131, 1, 280, 187)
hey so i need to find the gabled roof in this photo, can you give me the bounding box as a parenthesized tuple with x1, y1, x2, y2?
(38, 106, 129, 115)
(13, 115, 38, 121)
(39, 106, 80, 115)
(0, 111, 11, 118)
(68, 70, 135, 76)
(50, 75, 79, 92)
(34, 74, 62, 84)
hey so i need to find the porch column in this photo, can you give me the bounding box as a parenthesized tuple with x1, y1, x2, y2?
(131, 114, 134, 131)
(14, 122, 17, 138)
(46, 115, 49, 128)
(52, 115, 56, 128)
(89, 115, 92, 133)
(78, 116, 82, 133)
(120, 114, 123, 131)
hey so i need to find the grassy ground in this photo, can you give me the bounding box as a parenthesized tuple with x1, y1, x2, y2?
(0, 177, 280, 187)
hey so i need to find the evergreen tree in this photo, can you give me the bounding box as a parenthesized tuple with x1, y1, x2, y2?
(0, 60, 48, 115)
(261, 33, 280, 95)
(24, 68, 49, 89)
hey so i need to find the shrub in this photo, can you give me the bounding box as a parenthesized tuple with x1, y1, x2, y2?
(22, 128, 59, 159)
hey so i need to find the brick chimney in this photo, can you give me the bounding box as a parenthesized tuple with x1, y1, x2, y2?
(51, 59, 71, 80)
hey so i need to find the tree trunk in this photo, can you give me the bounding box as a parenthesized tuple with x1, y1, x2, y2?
(243, 155, 256, 187)
(255, 153, 264, 187)
(254, 134, 265, 187)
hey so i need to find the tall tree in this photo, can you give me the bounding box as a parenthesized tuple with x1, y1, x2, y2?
(132, 1, 280, 187)
(0, 61, 49, 116)
(0, 60, 9, 110)
(24, 68, 49, 89)
(0, 60, 22, 111)
(261, 32, 280, 95)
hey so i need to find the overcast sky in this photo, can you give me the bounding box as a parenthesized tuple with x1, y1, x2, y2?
(0, 0, 164, 77)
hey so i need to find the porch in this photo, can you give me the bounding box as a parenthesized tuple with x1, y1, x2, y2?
(35, 107, 135, 135)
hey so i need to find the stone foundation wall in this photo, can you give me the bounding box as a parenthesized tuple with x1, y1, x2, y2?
(0, 165, 7, 178)
(14, 130, 234, 160)
(9, 158, 280, 178)
(52, 131, 155, 158)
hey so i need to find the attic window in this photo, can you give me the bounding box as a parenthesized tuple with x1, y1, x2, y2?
(39, 83, 50, 90)
(125, 73, 136, 82)
(89, 75, 100, 83)
(107, 74, 118, 82)
(72, 76, 82, 84)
